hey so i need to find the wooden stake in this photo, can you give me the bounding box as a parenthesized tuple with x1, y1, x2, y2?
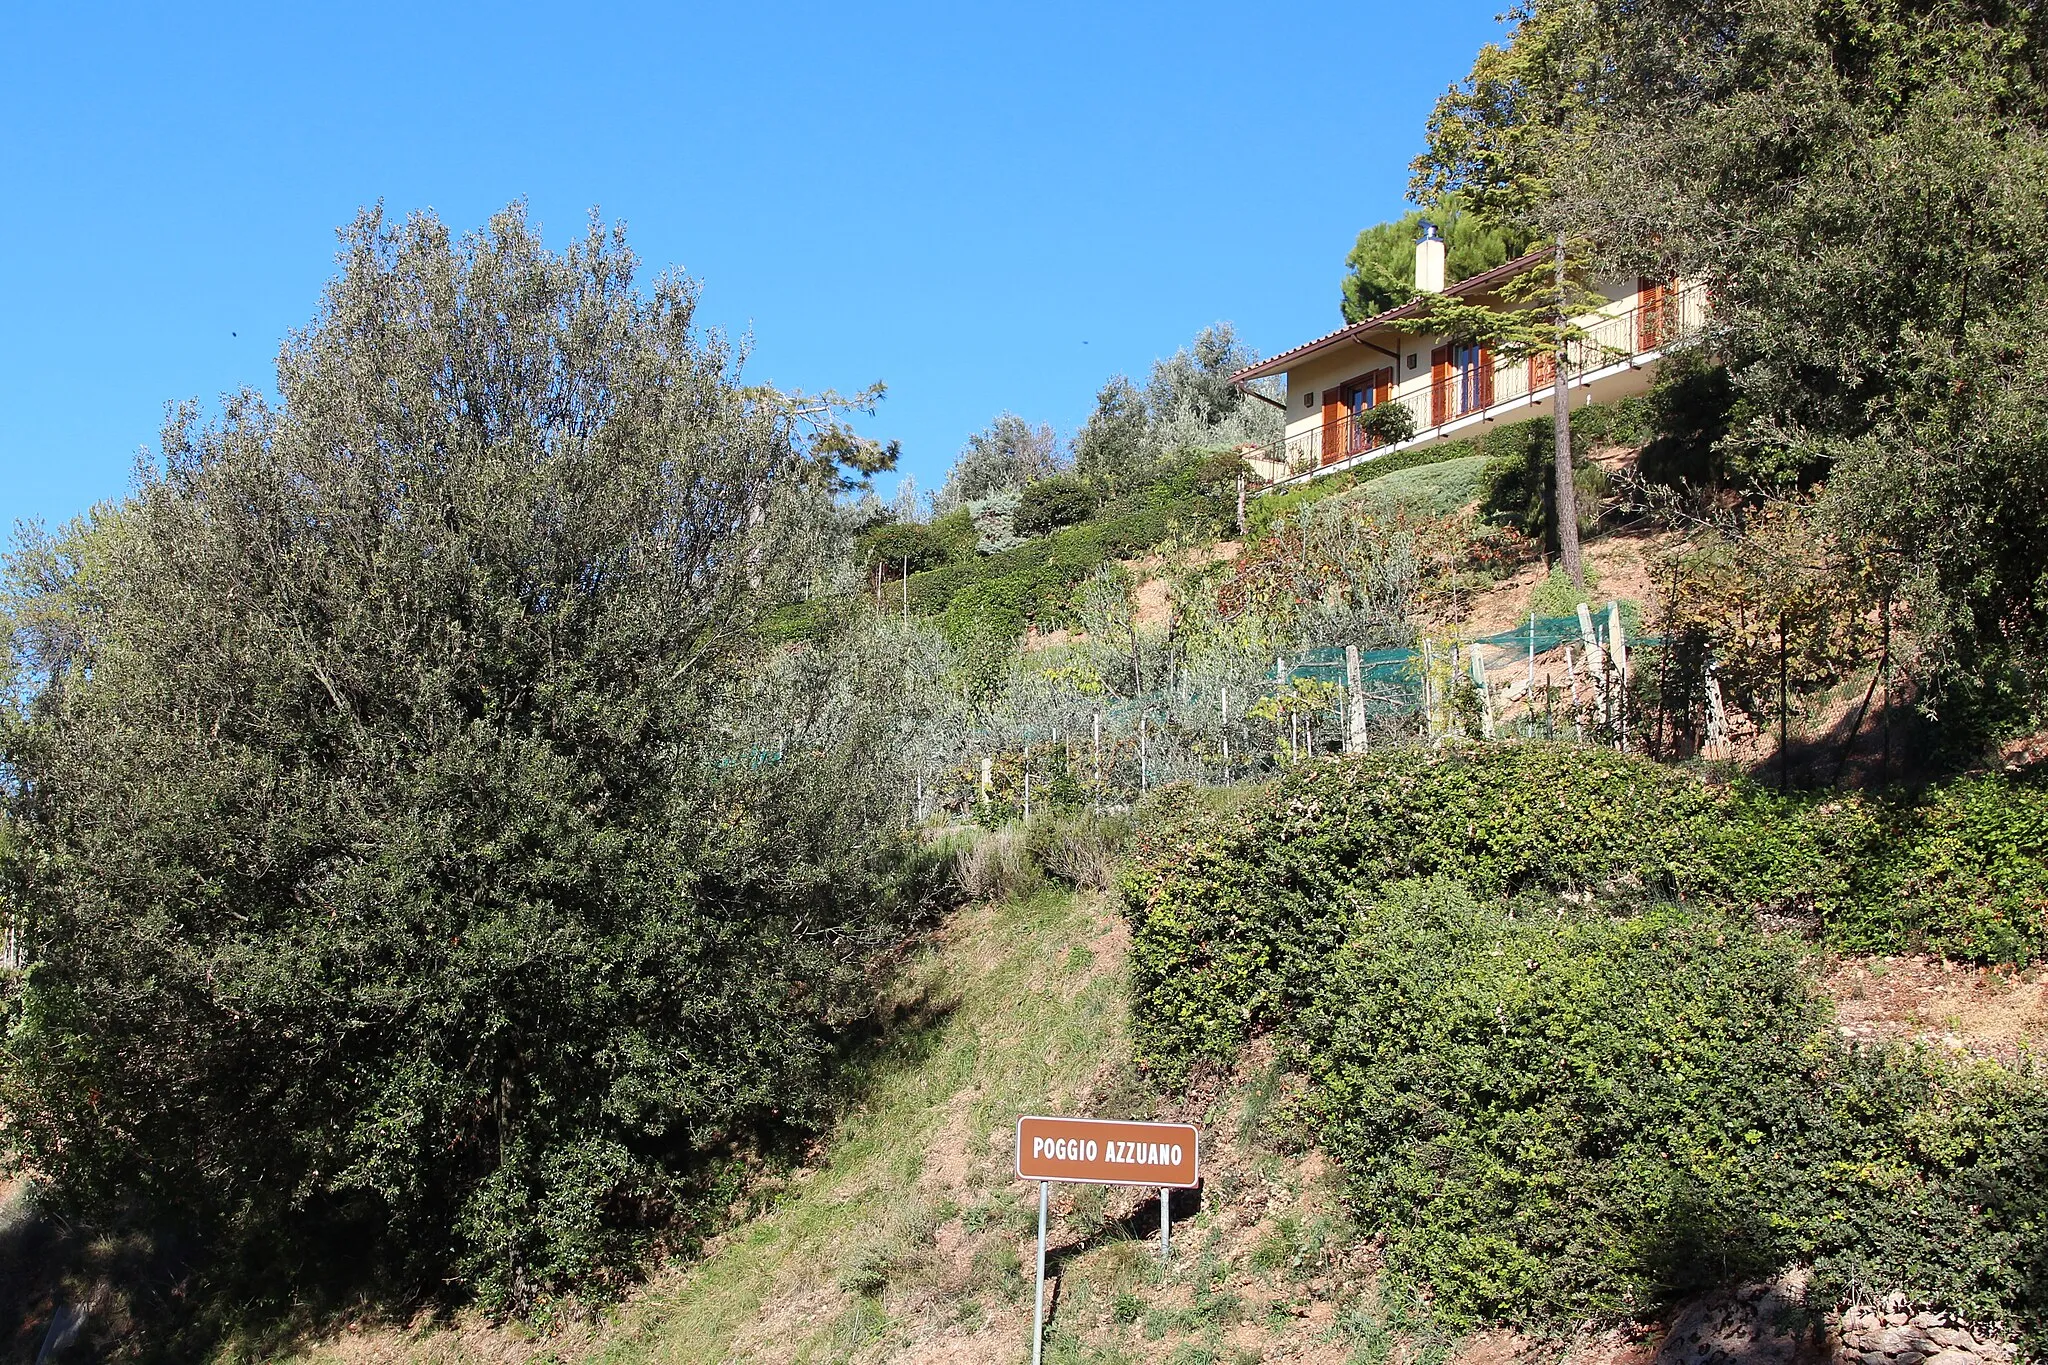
(1345, 644, 1366, 754)
(1092, 712, 1102, 810)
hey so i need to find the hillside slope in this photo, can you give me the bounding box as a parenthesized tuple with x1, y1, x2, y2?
(293, 883, 1375, 1365)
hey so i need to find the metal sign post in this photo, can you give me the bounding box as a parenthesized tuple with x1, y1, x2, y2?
(1017, 1115, 1202, 1362)
(1161, 1185, 1170, 1261)
(1031, 1179, 1049, 1365)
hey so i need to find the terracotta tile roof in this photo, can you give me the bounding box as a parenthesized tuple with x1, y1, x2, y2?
(1230, 248, 1551, 384)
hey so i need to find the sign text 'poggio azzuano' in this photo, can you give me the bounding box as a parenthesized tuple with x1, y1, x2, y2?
(1015, 1116, 1202, 1365)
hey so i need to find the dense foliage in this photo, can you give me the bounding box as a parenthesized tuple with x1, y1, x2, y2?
(902, 453, 1236, 646)
(1123, 752, 2048, 1334)
(1298, 878, 2048, 1333)
(1341, 194, 1534, 322)
(1475, 413, 1621, 547)
(0, 208, 939, 1312)
(1013, 476, 1100, 538)
(1419, 0, 2048, 714)
(1121, 746, 2048, 1076)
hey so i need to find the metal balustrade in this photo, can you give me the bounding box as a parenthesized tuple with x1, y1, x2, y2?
(1248, 283, 1708, 489)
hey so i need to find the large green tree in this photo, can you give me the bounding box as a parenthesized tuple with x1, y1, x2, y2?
(933, 412, 1065, 511)
(1409, 0, 1610, 586)
(0, 205, 924, 1310)
(1563, 0, 2048, 711)
(1340, 195, 1533, 322)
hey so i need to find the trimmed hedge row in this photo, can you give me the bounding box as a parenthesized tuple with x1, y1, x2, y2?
(1119, 745, 2048, 1075)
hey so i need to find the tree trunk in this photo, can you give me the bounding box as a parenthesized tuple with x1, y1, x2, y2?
(1552, 234, 1584, 587)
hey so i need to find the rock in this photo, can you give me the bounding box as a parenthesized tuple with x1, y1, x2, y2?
(1654, 1274, 1818, 1365)
(1912, 1313, 1948, 1329)
(1922, 1352, 1983, 1365)
(1893, 1351, 1925, 1365)
(1887, 1313, 1911, 1327)
(1926, 1330, 1973, 1349)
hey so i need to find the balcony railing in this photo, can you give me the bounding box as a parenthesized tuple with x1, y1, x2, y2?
(1249, 283, 1708, 487)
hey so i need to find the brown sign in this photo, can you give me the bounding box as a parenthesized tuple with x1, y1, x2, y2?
(1015, 1115, 1201, 1188)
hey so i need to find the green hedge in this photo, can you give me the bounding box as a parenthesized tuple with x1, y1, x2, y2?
(1246, 438, 1481, 538)
(1357, 453, 1491, 518)
(903, 476, 1227, 643)
(1120, 750, 2048, 1333)
(1120, 745, 2048, 1076)
(1295, 878, 2048, 1332)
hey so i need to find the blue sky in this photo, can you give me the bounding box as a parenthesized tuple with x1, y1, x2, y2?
(0, 0, 1506, 531)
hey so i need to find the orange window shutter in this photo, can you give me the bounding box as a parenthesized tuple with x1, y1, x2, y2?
(1638, 277, 1669, 350)
(1321, 389, 1343, 466)
(1531, 350, 1556, 389)
(1477, 346, 1495, 409)
(1374, 367, 1392, 404)
(1429, 346, 1451, 426)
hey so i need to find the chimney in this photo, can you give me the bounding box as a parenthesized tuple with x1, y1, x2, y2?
(1414, 221, 1447, 294)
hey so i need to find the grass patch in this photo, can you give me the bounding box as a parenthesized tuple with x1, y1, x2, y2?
(580, 884, 1134, 1362)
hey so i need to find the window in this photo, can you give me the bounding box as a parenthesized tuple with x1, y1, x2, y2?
(1339, 368, 1393, 456)
(1453, 343, 1492, 414)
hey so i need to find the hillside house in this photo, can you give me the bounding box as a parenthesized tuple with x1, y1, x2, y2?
(1230, 226, 1704, 488)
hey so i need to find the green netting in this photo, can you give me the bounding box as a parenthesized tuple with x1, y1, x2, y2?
(963, 611, 1652, 747)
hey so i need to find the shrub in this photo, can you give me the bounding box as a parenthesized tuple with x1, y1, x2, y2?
(899, 479, 1217, 644)
(928, 507, 980, 560)
(1025, 811, 1132, 892)
(1297, 878, 2048, 1332)
(1357, 402, 1419, 448)
(1524, 564, 1603, 619)
(1356, 454, 1490, 518)
(1569, 393, 1653, 448)
(1123, 753, 2048, 1334)
(1121, 745, 2048, 1078)
(966, 491, 1025, 554)
(1014, 477, 1101, 537)
(1638, 354, 1737, 488)
(1822, 772, 2048, 964)
(951, 826, 1043, 903)
(858, 520, 953, 573)
(1477, 417, 1608, 545)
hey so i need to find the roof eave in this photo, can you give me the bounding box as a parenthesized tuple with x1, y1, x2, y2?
(1230, 247, 1551, 386)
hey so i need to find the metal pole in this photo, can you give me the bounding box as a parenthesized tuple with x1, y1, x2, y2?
(1160, 1187, 1170, 1262)
(1023, 771, 1031, 823)
(1779, 614, 1789, 792)
(1032, 1180, 1049, 1365)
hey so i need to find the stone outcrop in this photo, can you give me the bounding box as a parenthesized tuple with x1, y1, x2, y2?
(1836, 1302, 2018, 1365)
(1650, 1277, 2023, 1365)
(1653, 1271, 1829, 1365)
